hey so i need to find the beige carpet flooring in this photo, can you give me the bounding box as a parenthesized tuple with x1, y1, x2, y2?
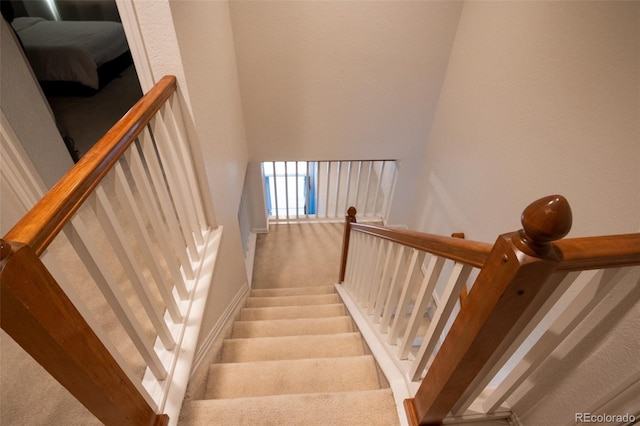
(251, 222, 345, 289)
(179, 222, 400, 425)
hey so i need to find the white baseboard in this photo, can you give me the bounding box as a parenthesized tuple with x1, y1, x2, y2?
(191, 282, 249, 375)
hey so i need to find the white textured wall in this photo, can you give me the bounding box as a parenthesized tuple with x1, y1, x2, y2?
(0, 19, 74, 189)
(229, 1, 463, 225)
(408, 1, 639, 240)
(407, 2, 640, 423)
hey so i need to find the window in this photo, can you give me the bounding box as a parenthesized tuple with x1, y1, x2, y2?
(262, 161, 316, 219)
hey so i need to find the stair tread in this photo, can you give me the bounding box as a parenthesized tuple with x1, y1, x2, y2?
(183, 389, 400, 426)
(206, 355, 380, 399)
(232, 316, 353, 338)
(221, 332, 365, 362)
(245, 293, 341, 308)
(240, 303, 345, 320)
(250, 286, 335, 297)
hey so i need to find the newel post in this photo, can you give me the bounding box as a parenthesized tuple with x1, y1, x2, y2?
(404, 195, 572, 425)
(339, 206, 358, 283)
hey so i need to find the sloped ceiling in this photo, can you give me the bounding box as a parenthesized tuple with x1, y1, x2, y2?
(228, 1, 464, 162)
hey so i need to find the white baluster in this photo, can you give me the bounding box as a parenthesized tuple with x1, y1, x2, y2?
(399, 255, 447, 360)
(351, 232, 365, 299)
(93, 185, 176, 350)
(343, 161, 353, 214)
(372, 161, 385, 217)
(295, 161, 300, 219)
(359, 235, 379, 304)
(150, 114, 202, 247)
(363, 161, 373, 216)
(369, 240, 395, 316)
(354, 161, 363, 209)
(126, 146, 192, 291)
(305, 161, 310, 219)
(374, 243, 402, 323)
(66, 213, 168, 381)
(388, 250, 426, 346)
(380, 246, 409, 334)
(333, 161, 342, 218)
(271, 161, 279, 220)
(164, 95, 208, 231)
(138, 126, 198, 260)
(409, 262, 472, 379)
(365, 238, 386, 311)
(113, 162, 183, 322)
(284, 161, 290, 220)
(324, 162, 331, 218)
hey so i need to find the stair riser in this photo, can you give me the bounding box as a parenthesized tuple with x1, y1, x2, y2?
(186, 390, 400, 426)
(221, 333, 364, 362)
(232, 317, 353, 338)
(245, 294, 341, 308)
(206, 356, 380, 399)
(250, 286, 335, 297)
(240, 304, 345, 321)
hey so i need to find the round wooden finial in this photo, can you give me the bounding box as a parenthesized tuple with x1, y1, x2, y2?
(347, 206, 357, 218)
(520, 195, 572, 251)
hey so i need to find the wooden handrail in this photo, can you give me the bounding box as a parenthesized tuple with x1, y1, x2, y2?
(341, 210, 639, 274)
(348, 223, 493, 268)
(554, 233, 640, 271)
(3, 75, 177, 256)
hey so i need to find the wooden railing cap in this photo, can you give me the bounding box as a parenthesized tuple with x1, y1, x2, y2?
(518, 194, 572, 255)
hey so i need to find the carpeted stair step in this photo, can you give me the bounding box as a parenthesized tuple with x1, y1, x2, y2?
(232, 316, 353, 338)
(205, 355, 381, 399)
(221, 333, 365, 362)
(250, 286, 335, 297)
(184, 389, 400, 426)
(239, 303, 345, 321)
(245, 293, 341, 308)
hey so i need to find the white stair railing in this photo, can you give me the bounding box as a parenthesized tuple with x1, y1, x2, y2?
(1, 76, 220, 426)
(342, 226, 488, 385)
(338, 200, 640, 424)
(262, 160, 397, 223)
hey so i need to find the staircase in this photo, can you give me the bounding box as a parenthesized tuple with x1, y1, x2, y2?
(180, 285, 400, 425)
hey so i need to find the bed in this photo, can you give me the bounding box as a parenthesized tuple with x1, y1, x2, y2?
(12, 16, 131, 95)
